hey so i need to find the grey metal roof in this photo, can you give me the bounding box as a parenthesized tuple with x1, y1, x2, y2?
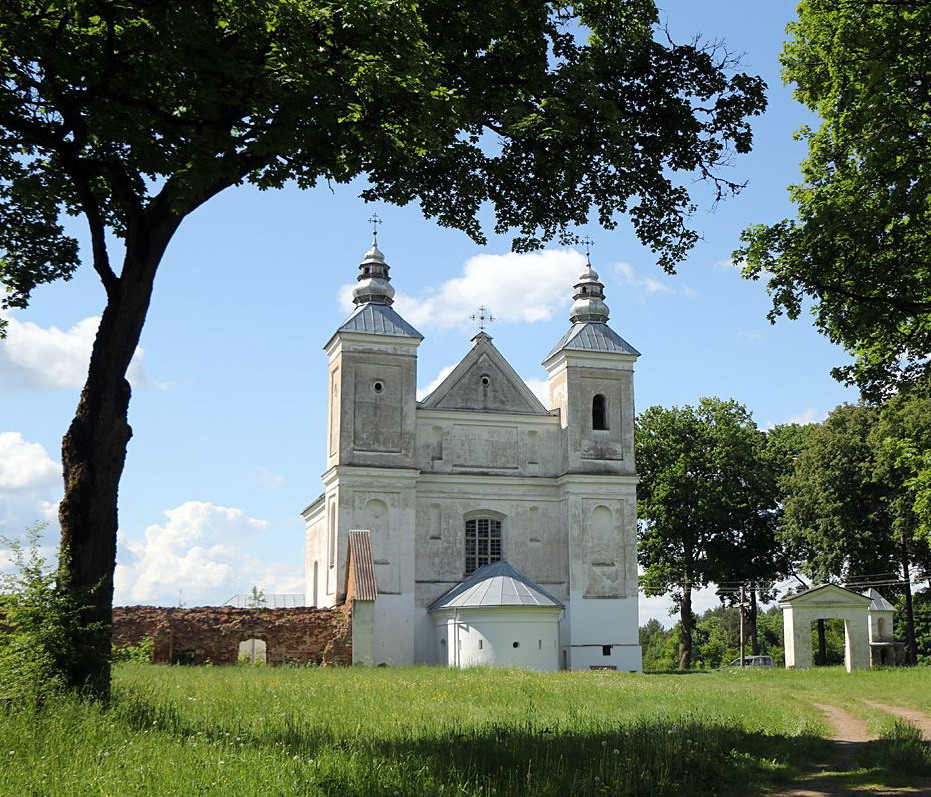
(337, 302, 423, 339)
(546, 322, 640, 360)
(428, 561, 563, 611)
(868, 588, 895, 612)
(779, 583, 870, 604)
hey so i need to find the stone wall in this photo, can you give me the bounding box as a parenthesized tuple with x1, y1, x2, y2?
(112, 605, 352, 666)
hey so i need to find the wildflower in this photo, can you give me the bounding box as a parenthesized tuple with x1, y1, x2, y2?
(601, 740, 607, 747)
(613, 749, 620, 756)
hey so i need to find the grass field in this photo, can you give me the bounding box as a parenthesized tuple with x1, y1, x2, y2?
(2, 664, 930, 796)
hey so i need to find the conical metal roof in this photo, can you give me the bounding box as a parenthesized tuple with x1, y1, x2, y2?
(428, 561, 563, 611)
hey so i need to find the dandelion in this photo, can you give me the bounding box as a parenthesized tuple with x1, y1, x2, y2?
(601, 740, 607, 747)
(613, 749, 620, 756)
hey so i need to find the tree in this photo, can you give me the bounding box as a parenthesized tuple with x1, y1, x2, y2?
(871, 391, 931, 663)
(636, 397, 777, 669)
(0, 1, 766, 697)
(734, 0, 931, 399)
(778, 403, 931, 664)
(780, 405, 896, 584)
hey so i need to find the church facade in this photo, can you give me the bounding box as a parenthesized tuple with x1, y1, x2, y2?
(303, 241, 642, 671)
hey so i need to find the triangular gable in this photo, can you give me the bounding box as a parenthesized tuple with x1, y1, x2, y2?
(421, 333, 549, 414)
(779, 583, 871, 607)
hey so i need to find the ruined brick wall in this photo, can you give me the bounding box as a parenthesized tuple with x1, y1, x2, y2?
(113, 605, 352, 666)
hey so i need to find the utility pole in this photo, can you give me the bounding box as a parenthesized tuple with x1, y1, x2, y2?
(739, 584, 746, 668)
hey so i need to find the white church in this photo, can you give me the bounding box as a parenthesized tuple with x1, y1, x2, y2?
(303, 239, 642, 671)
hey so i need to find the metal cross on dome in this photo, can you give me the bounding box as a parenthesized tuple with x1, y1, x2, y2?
(581, 234, 594, 261)
(367, 212, 383, 244)
(470, 306, 495, 332)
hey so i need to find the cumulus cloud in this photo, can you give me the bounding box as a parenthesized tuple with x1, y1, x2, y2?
(341, 249, 586, 329)
(0, 432, 61, 532)
(417, 364, 456, 401)
(523, 377, 551, 409)
(0, 312, 152, 392)
(784, 408, 825, 426)
(612, 261, 695, 298)
(249, 467, 286, 490)
(115, 501, 302, 606)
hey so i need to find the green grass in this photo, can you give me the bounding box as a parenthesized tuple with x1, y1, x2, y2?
(1, 665, 929, 796)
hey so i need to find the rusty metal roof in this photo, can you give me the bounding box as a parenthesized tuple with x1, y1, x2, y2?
(348, 530, 377, 602)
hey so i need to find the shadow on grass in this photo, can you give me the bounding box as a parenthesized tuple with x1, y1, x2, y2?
(110, 689, 829, 797)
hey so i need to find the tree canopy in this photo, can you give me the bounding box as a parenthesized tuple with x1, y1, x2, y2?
(0, 0, 767, 696)
(735, 0, 931, 398)
(636, 397, 778, 669)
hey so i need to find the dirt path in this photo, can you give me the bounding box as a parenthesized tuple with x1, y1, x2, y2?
(768, 702, 931, 797)
(862, 701, 931, 739)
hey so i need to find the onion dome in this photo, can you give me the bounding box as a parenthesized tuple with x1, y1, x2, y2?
(352, 240, 395, 306)
(569, 256, 609, 323)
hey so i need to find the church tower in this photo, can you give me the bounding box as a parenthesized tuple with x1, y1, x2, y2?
(305, 237, 422, 664)
(542, 256, 641, 670)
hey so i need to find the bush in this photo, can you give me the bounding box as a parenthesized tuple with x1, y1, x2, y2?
(0, 524, 86, 706)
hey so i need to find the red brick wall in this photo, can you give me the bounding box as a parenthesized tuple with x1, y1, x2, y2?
(112, 605, 352, 666)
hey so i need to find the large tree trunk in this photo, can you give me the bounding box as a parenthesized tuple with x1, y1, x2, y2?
(748, 590, 760, 656)
(56, 218, 177, 699)
(678, 583, 693, 670)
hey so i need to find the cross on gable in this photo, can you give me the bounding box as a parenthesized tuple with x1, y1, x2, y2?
(469, 306, 495, 332)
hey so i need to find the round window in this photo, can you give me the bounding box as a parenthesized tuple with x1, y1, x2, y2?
(373, 380, 384, 394)
(512, 641, 520, 649)
(480, 375, 490, 387)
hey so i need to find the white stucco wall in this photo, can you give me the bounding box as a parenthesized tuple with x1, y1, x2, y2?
(782, 595, 872, 671)
(434, 607, 562, 671)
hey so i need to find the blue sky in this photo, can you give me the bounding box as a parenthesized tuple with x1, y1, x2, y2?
(0, 1, 857, 623)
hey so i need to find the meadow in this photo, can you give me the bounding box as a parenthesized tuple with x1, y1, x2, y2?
(2, 664, 930, 796)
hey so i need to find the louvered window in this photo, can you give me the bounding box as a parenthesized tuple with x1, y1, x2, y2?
(465, 517, 502, 575)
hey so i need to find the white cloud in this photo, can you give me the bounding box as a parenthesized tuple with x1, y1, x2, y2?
(249, 467, 285, 490)
(417, 364, 456, 401)
(784, 408, 825, 426)
(115, 501, 302, 606)
(715, 257, 743, 271)
(613, 261, 695, 298)
(523, 377, 551, 409)
(0, 312, 153, 392)
(0, 432, 59, 491)
(738, 331, 763, 341)
(0, 432, 61, 532)
(341, 249, 585, 329)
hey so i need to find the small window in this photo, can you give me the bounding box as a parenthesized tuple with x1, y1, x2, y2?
(464, 517, 502, 575)
(478, 639, 483, 650)
(480, 374, 490, 387)
(602, 645, 612, 657)
(512, 641, 520, 649)
(373, 380, 384, 394)
(592, 394, 608, 430)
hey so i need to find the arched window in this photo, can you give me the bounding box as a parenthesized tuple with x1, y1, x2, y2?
(465, 517, 502, 575)
(592, 394, 608, 430)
